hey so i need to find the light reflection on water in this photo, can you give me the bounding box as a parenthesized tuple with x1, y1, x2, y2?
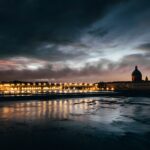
(0, 97, 150, 133)
(0, 98, 119, 122)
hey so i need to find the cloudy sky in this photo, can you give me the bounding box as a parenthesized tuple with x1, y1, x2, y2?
(0, 0, 150, 82)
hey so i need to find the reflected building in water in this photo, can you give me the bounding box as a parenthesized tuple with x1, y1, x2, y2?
(0, 99, 95, 121)
(0, 98, 121, 124)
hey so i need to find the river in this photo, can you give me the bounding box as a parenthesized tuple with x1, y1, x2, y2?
(0, 97, 150, 150)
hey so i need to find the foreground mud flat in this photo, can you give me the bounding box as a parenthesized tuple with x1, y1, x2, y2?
(0, 97, 150, 150)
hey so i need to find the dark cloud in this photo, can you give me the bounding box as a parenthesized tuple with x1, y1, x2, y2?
(0, 57, 113, 81)
(0, 53, 149, 82)
(0, 0, 150, 81)
(136, 43, 150, 51)
(0, 65, 103, 81)
(87, 0, 150, 46)
(0, 0, 127, 59)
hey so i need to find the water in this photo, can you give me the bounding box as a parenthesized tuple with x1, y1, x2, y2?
(0, 97, 150, 150)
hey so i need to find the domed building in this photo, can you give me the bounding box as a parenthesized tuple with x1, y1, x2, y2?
(132, 66, 142, 82)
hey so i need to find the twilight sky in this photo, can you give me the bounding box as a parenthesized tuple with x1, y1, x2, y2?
(0, 0, 150, 82)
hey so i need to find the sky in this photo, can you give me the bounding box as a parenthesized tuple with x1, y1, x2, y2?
(0, 0, 150, 82)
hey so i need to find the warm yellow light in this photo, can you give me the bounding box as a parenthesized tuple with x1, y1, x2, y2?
(106, 87, 109, 90)
(84, 83, 87, 86)
(111, 87, 114, 91)
(4, 84, 10, 86)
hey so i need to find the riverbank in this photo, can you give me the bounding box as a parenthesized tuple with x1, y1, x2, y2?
(0, 90, 150, 101)
(0, 91, 116, 101)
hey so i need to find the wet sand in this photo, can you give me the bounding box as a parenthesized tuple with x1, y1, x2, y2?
(0, 97, 150, 150)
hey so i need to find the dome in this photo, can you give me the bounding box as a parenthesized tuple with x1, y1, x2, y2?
(132, 66, 142, 76)
(132, 66, 142, 82)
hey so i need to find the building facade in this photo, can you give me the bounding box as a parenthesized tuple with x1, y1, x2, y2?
(98, 66, 150, 91)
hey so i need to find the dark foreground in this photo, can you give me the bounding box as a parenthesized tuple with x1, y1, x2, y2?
(0, 97, 150, 150)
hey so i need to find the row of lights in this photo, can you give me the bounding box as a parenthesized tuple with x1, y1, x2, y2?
(0, 83, 95, 86)
(100, 87, 114, 91)
(3, 90, 99, 94)
(2, 87, 114, 94)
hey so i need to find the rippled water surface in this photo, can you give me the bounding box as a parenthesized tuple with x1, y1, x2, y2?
(0, 97, 150, 150)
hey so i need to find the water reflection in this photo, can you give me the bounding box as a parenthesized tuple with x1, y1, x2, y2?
(0, 97, 150, 132)
(0, 98, 120, 122)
